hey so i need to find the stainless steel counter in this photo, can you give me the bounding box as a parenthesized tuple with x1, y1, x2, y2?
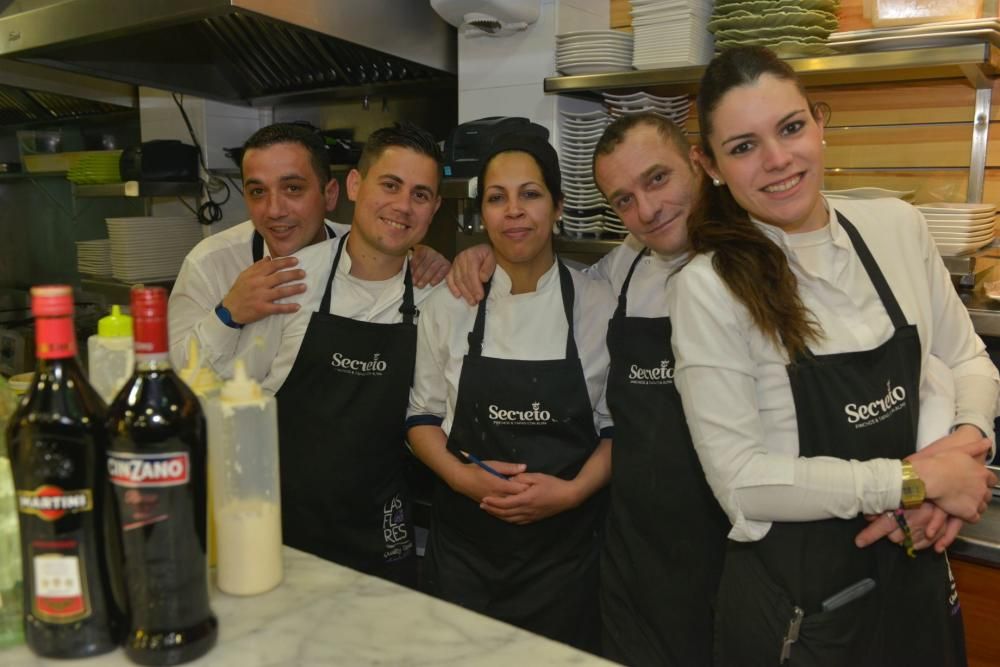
(952, 488, 1000, 567)
(961, 289, 1000, 338)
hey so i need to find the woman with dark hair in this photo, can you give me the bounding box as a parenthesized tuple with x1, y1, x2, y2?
(667, 46, 998, 666)
(406, 132, 614, 652)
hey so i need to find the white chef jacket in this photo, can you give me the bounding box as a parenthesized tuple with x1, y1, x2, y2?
(407, 260, 616, 437)
(666, 197, 999, 542)
(169, 220, 435, 394)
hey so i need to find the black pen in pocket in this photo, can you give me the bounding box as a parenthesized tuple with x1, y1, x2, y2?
(820, 577, 876, 613)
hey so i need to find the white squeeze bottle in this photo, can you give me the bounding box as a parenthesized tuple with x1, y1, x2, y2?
(207, 359, 283, 595)
(87, 305, 133, 403)
(179, 338, 223, 568)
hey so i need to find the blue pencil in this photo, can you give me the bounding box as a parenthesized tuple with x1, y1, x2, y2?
(459, 450, 510, 480)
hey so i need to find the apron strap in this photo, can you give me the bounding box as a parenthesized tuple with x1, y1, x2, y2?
(318, 231, 349, 314)
(252, 222, 338, 263)
(613, 247, 649, 320)
(398, 257, 417, 325)
(466, 259, 579, 360)
(834, 211, 908, 330)
(467, 279, 492, 358)
(557, 259, 580, 360)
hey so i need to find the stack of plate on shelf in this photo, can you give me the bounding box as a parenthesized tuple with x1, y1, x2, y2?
(916, 203, 996, 257)
(105, 216, 202, 282)
(828, 17, 1000, 54)
(708, 0, 839, 58)
(822, 187, 916, 200)
(630, 0, 714, 69)
(602, 91, 692, 126)
(559, 109, 611, 236)
(67, 150, 122, 185)
(75, 239, 112, 277)
(556, 30, 633, 75)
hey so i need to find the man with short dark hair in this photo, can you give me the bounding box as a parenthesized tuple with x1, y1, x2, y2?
(169, 121, 447, 584)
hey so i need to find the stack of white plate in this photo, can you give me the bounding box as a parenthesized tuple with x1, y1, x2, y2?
(106, 216, 202, 282)
(630, 0, 714, 69)
(559, 109, 611, 236)
(828, 18, 1000, 54)
(602, 91, 692, 126)
(75, 239, 112, 277)
(556, 30, 634, 75)
(916, 203, 996, 257)
(708, 0, 838, 58)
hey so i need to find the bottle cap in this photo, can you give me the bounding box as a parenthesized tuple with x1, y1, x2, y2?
(220, 359, 263, 404)
(130, 286, 169, 355)
(30, 285, 73, 317)
(97, 304, 133, 338)
(179, 338, 222, 396)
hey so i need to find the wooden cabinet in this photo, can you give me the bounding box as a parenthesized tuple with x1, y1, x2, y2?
(952, 556, 1000, 667)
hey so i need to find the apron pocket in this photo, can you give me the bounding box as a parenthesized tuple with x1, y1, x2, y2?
(714, 545, 880, 667)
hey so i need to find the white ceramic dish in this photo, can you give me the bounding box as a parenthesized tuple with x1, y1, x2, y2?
(821, 187, 916, 200)
(829, 19, 1000, 41)
(929, 229, 994, 241)
(829, 29, 1000, 53)
(917, 202, 997, 214)
(926, 219, 995, 232)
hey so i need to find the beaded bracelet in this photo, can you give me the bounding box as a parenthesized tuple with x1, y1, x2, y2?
(891, 508, 916, 559)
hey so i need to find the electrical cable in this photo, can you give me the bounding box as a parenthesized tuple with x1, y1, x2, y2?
(171, 92, 231, 225)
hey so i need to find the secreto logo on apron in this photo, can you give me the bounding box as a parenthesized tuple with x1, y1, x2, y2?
(843, 378, 908, 428)
(329, 351, 389, 377)
(487, 401, 558, 426)
(627, 358, 675, 385)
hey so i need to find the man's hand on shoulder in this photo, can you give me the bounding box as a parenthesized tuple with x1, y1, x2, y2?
(221, 256, 307, 326)
(410, 245, 451, 289)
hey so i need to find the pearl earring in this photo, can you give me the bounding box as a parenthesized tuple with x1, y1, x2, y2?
(821, 139, 827, 147)
(712, 177, 723, 187)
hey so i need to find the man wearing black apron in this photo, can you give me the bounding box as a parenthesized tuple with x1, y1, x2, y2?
(714, 212, 965, 667)
(421, 261, 605, 652)
(167, 122, 448, 390)
(274, 123, 443, 586)
(602, 249, 730, 666)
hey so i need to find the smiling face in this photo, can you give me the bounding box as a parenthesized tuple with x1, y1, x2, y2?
(480, 151, 559, 272)
(595, 123, 697, 256)
(242, 142, 339, 258)
(346, 146, 441, 258)
(700, 73, 827, 234)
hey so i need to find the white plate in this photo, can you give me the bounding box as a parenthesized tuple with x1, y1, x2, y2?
(829, 29, 1000, 53)
(556, 64, 632, 76)
(917, 202, 997, 214)
(926, 219, 995, 233)
(557, 30, 633, 41)
(829, 18, 1000, 41)
(821, 187, 916, 200)
(929, 227, 994, 239)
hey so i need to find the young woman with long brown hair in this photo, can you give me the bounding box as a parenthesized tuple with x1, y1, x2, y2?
(667, 46, 998, 666)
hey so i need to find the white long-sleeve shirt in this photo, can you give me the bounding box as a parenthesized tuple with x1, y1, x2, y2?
(666, 197, 999, 542)
(168, 221, 435, 394)
(407, 261, 615, 436)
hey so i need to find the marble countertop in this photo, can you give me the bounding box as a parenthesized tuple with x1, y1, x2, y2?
(2, 547, 613, 666)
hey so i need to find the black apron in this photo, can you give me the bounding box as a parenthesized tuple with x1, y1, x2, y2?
(422, 260, 603, 653)
(601, 249, 730, 666)
(713, 212, 965, 667)
(275, 233, 418, 586)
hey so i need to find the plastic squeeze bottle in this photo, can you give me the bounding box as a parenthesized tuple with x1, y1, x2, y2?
(87, 305, 133, 404)
(178, 338, 222, 568)
(207, 359, 283, 595)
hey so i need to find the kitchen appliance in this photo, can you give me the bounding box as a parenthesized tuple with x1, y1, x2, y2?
(443, 116, 548, 177)
(431, 0, 541, 36)
(119, 140, 199, 182)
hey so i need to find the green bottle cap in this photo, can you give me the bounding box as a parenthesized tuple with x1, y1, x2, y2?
(97, 304, 133, 338)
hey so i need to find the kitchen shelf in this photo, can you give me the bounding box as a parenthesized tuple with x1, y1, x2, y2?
(72, 181, 201, 198)
(544, 42, 1000, 96)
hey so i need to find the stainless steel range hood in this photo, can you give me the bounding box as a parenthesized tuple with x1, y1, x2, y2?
(0, 0, 457, 106)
